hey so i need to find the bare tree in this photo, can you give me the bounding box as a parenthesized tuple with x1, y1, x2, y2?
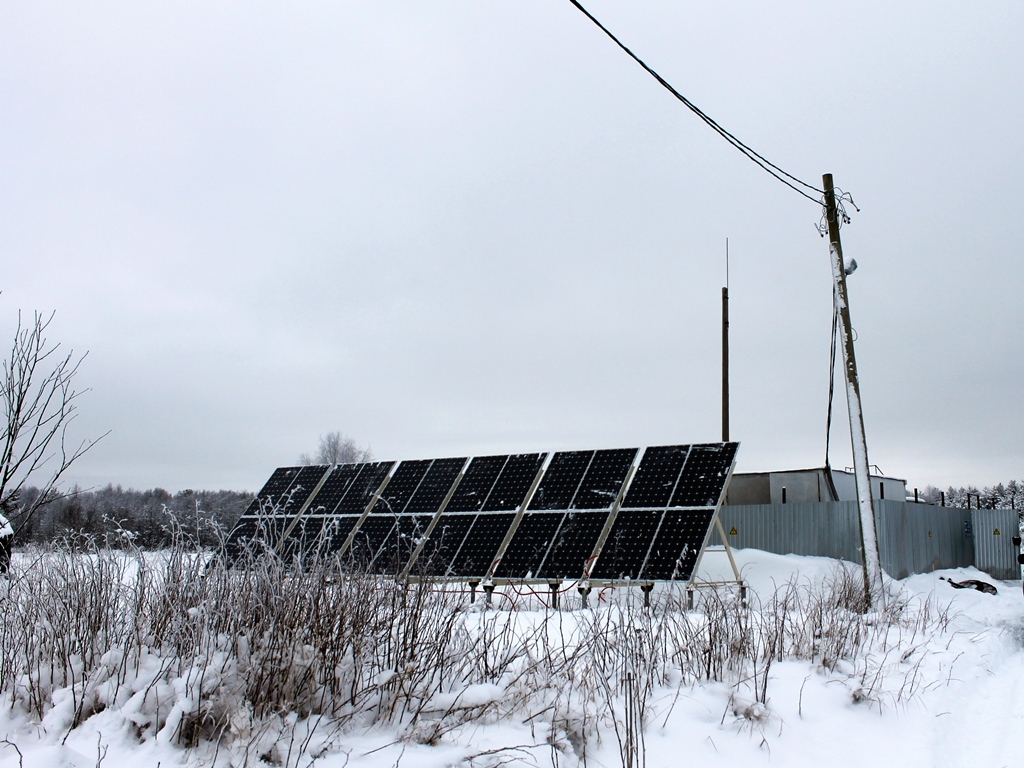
(298, 431, 371, 465)
(1, 310, 105, 534)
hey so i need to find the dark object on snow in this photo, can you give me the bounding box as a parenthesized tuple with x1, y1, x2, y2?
(0, 513, 11, 575)
(940, 576, 997, 595)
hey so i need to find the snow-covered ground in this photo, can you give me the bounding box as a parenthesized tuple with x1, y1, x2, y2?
(1, 549, 1021, 768)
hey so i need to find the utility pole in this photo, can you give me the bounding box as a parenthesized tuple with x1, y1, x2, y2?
(722, 240, 730, 442)
(822, 173, 883, 606)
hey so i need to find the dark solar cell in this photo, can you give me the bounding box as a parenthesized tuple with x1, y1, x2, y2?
(221, 517, 262, 556)
(589, 509, 663, 581)
(304, 463, 362, 515)
(670, 443, 738, 507)
(446, 455, 507, 512)
(416, 515, 476, 576)
(528, 451, 592, 511)
(347, 516, 397, 570)
(372, 460, 431, 514)
(447, 513, 516, 577)
(362, 515, 432, 574)
(622, 445, 690, 508)
(397, 515, 434, 549)
(405, 457, 466, 513)
(493, 513, 563, 579)
(278, 464, 329, 517)
(572, 448, 637, 510)
(640, 509, 715, 581)
(537, 511, 611, 580)
(284, 515, 329, 556)
(319, 516, 361, 553)
(482, 453, 546, 511)
(336, 461, 395, 513)
(242, 466, 303, 516)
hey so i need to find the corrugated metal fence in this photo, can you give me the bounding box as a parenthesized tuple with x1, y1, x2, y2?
(971, 509, 1023, 580)
(718, 501, 980, 579)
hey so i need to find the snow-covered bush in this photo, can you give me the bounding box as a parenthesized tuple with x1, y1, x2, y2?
(0, 538, 954, 766)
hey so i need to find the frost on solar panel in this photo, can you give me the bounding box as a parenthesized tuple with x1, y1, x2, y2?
(492, 513, 563, 579)
(528, 451, 592, 510)
(446, 513, 516, 577)
(224, 466, 309, 556)
(639, 509, 715, 581)
(482, 453, 546, 511)
(372, 460, 430, 514)
(571, 448, 637, 509)
(671, 443, 738, 507)
(335, 461, 395, 513)
(405, 457, 466, 513)
(445, 455, 507, 512)
(589, 508, 663, 581)
(536, 510, 610, 580)
(622, 445, 689, 508)
(415, 515, 476, 576)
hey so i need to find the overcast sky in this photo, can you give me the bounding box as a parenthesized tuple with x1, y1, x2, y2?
(2, 0, 1022, 495)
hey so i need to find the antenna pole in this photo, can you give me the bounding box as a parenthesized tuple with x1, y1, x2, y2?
(721, 239, 730, 442)
(823, 173, 882, 606)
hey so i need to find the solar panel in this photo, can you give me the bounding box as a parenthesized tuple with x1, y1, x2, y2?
(588, 508, 663, 581)
(528, 451, 592, 510)
(536, 511, 609, 579)
(243, 466, 302, 515)
(482, 453, 546, 510)
(639, 508, 715, 581)
(622, 445, 689, 508)
(233, 441, 738, 585)
(446, 513, 517, 577)
(371, 459, 431, 514)
(346, 516, 397, 569)
(492, 512, 564, 579)
(670, 443, 738, 507)
(446, 455, 507, 512)
(304, 463, 363, 515)
(571, 448, 637, 509)
(225, 465, 325, 556)
(405, 457, 467, 513)
(335, 461, 395, 513)
(413, 515, 477, 576)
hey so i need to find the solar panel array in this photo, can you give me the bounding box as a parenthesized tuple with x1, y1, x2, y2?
(225, 442, 738, 584)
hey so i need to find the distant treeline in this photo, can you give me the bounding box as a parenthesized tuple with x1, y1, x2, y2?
(15, 485, 253, 547)
(920, 480, 1023, 510)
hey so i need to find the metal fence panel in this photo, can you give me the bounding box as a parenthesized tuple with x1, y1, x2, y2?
(971, 509, 1022, 580)
(874, 500, 973, 578)
(718, 501, 976, 578)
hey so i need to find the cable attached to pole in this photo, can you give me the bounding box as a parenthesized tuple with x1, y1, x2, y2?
(566, 0, 824, 204)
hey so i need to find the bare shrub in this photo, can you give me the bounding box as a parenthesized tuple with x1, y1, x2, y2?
(0, 545, 952, 764)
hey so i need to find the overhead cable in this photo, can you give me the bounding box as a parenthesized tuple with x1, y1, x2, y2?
(566, 0, 824, 205)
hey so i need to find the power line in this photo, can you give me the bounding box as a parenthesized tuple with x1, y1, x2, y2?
(566, 0, 824, 205)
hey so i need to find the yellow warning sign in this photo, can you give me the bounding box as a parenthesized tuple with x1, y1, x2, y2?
(994, 528, 1001, 535)
(729, 527, 738, 536)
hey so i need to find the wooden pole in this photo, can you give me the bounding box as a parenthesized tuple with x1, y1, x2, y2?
(822, 173, 883, 606)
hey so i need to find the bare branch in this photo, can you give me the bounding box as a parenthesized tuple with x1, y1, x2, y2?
(0, 310, 105, 534)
